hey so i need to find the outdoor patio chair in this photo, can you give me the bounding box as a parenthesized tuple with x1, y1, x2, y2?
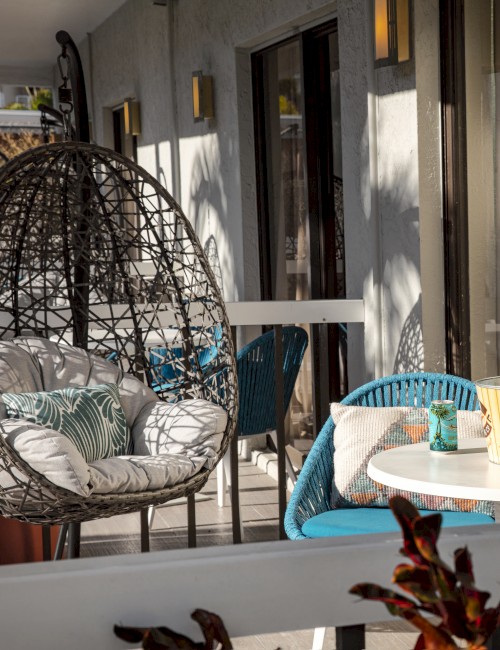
(0, 336, 227, 540)
(284, 372, 494, 650)
(218, 325, 308, 542)
(285, 372, 494, 541)
(0, 141, 238, 556)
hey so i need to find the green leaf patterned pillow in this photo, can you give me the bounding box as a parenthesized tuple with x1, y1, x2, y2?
(2, 383, 131, 462)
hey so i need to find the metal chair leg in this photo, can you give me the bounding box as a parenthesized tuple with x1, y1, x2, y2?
(42, 525, 52, 561)
(217, 456, 228, 507)
(140, 509, 150, 552)
(66, 522, 81, 559)
(335, 624, 365, 650)
(187, 493, 197, 548)
(148, 504, 156, 529)
(230, 429, 242, 543)
(54, 523, 68, 560)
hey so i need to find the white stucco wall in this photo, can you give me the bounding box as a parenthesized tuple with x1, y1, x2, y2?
(414, 0, 446, 374)
(82, 0, 340, 303)
(338, 0, 433, 384)
(79, 0, 444, 386)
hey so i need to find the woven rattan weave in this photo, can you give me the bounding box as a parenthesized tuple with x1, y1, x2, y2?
(0, 140, 237, 525)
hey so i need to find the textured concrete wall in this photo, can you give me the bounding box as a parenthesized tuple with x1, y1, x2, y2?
(337, 0, 439, 383)
(82, 0, 338, 303)
(338, 0, 418, 382)
(79, 0, 442, 384)
(415, 0, 446, 374)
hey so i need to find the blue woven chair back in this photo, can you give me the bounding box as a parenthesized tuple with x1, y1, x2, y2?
(237, 326, 308, 435)
(148, 325, 222, 391)
(342, 372, 478, 410)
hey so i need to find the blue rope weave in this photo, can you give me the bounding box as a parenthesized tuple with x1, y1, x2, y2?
(284, 372, 480, 540)
(237, 326, 308, 435)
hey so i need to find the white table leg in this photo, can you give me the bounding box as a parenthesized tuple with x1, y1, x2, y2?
(217, 459, 227, 507)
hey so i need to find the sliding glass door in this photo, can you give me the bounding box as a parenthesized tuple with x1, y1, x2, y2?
(253, 19, 346, 439)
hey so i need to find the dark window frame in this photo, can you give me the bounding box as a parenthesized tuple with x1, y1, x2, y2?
(440, 0, 471, 378)
(439, 0, 471, 378)
(251, 19, 345, 434)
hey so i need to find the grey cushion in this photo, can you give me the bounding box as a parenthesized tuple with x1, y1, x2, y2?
(88, 453, 209, 493)
(11, 337, 158, 426)
(1, 419, 92, 496)
(132, 399, 227, 470)
(0, 337, 227, 496)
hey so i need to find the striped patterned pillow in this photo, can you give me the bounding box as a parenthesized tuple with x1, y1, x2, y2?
(3, 383, 131, 462)
(330, 404, 493, 518)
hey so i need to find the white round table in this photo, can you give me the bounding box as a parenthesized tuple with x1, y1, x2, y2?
(367, 438, 500, 508)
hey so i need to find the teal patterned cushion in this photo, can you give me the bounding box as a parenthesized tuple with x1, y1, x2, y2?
(2, 383, 131, 462)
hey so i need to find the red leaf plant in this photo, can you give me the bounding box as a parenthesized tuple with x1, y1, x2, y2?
(114, 608, 233, 650)
(349, 496, 500, 650)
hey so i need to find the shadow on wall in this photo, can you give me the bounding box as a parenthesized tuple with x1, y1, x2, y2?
(351, 157, 423, 382)
(393, 293, 423, 373)
(204, 235, 224, 294)
(188, 133, 238, 301)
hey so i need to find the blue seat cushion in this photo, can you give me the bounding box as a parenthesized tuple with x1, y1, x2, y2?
(301, 507, 494, 538)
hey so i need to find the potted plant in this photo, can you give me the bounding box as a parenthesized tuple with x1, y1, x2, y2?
(350, 495, 500, 649)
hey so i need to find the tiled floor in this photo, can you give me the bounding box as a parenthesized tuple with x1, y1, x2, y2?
(80, 457, 420, 649)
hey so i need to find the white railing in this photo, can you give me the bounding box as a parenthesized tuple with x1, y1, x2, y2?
(223, 299, 364, 540)
(224, 298, 364, 326)
(0, 525, 498, 649)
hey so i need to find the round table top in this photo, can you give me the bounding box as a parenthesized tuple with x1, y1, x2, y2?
(367, 438, 500, 501)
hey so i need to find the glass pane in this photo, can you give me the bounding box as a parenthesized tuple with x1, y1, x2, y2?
(262, 39, 309, 302)
(329, 30, 347, 397)
(261, 39, 312, 440)
(464, 0, 500, 378)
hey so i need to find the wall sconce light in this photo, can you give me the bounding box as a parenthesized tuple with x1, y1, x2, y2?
(124, 98, 141, 136)
(192, 71, 214, 122)
(373, 0, 411, 68)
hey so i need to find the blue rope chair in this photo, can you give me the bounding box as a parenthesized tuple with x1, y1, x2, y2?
(285, 372, 492, 541)
(238, 326, 309, 436)
(285, 372, 494, 650)
(221, 326, 308, 542)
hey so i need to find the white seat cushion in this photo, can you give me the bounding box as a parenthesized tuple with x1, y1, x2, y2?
(88, 454, 209, 493)
(132, 398, 227, 470)
(0, 397, 227, 496)
(1, 419, 92, 496)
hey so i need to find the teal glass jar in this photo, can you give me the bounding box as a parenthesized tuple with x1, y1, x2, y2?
(429, 400, 457, 451)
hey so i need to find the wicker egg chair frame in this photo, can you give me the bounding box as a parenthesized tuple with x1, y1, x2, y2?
(0, 140, 238, 526)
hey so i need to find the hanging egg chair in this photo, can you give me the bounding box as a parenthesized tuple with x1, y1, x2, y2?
(0, 140, 238, 533)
